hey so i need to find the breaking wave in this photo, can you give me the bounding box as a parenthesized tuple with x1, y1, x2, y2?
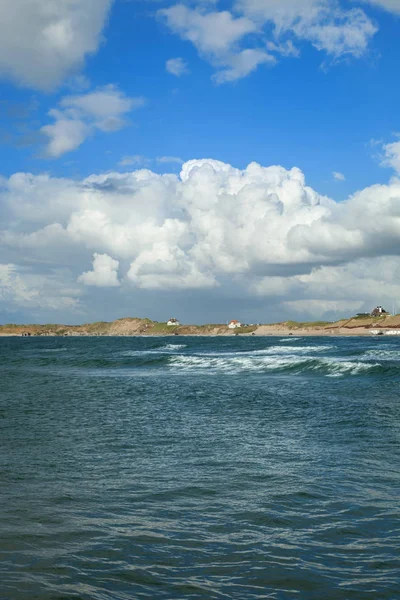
(168, 354, 380, 376)
(363, 348, 400, 360)
(253, 345, 332, 355)
(20, 338, 400, 378)
(120, 343, 187, 357)
(160, 344, 187, 351)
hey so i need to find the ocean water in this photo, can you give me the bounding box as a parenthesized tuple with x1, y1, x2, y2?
(1, 335, 399, 599)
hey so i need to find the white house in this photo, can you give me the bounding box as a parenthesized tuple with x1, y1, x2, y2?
(371, 305, 390, 317)
(167, 318, 180, 326)
(228, 320, 242, 329)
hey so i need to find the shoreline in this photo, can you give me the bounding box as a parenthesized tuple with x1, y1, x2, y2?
(1, 315, 400, 338)
(0, 330, 394, 338)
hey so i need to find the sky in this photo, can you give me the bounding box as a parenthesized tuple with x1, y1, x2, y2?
(1, 0, 400, 325)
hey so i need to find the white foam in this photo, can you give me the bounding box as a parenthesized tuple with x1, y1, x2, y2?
(364, 349, 400, 361)
(197, 345, 331, 359)
(253, 345, 332, 355)
(160, 344, 187, 351)
(168, 353, 378, 376)
(120, 343, 187, 357)
(317, 358, 379, 376)
(170, 354, 308, 372)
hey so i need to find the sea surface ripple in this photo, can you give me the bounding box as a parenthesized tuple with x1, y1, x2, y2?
(1, 335, 400, 599)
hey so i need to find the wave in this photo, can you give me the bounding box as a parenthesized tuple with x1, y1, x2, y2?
(21, 340, 397, 378)
(160, 344, 187, 351)
(279, 337, 303, 342)
(253, 345, 332, 355)
(120, 343, 187, 357)
(37, 348, 67, 353)
(198, 345, 332, 359)
(363, 349, 400, 360)
(168, 354, 380, 376)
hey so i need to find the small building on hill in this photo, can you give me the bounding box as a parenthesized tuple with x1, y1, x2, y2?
(228, 320, 242, 329)
(371, 306, 390, 317)
(167, 318, 180, 326)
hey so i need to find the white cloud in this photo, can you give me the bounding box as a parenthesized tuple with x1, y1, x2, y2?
(266, 40, 300, 57)
(126, 243, 217, 290)
(2, 154, 400, 320)
(78, 253, 120, 287)
(0, 0, 113, 90)
(333, 171, 346, 180)
(236, 0, 377, 58)
(253, 256, 400, 319)
(298, 7, 377, 59)
(381, 139, 400, 174)
(159, 5, 272, 82)
(41, 85, 145, 157)
(160, 6, 257, 55)
(160, 1, 377, 81)
(41, 112, 90, 159)
(60, 87, 145, 124)
(157, 156, 184, 164)
(166, 57, 190, 76)
(213, 49, 275, 83)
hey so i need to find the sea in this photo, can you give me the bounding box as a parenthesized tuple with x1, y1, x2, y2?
(1, 335, 399, 599)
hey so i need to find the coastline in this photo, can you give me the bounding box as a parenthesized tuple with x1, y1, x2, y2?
(1, 315, 400, 337)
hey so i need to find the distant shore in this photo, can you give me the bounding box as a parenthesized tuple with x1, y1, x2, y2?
(1, 315, 400, 337)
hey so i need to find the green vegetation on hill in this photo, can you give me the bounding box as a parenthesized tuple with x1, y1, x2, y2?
(232, 326, 257, 334)
(285, 320, 332, 329)
(148, 322, 174, 333)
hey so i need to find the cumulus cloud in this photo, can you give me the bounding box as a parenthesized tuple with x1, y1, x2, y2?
(78, 253, 120, 287)
(166, 57, 190, 76)
(253, 256, 400, 319)
(1, 155, 400, 320)
(41, 85, 145, 157)
(160, 0, 377, 81)
(0, 0, 113, 90)
(333, 171, 345, 180)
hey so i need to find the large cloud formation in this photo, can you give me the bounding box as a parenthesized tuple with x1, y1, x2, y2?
(1, 157, 400, 321)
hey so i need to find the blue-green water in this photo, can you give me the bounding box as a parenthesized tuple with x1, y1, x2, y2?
(1, 335, 400, 599)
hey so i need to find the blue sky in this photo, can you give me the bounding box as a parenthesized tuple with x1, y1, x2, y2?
(1, 0, 400, 324)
